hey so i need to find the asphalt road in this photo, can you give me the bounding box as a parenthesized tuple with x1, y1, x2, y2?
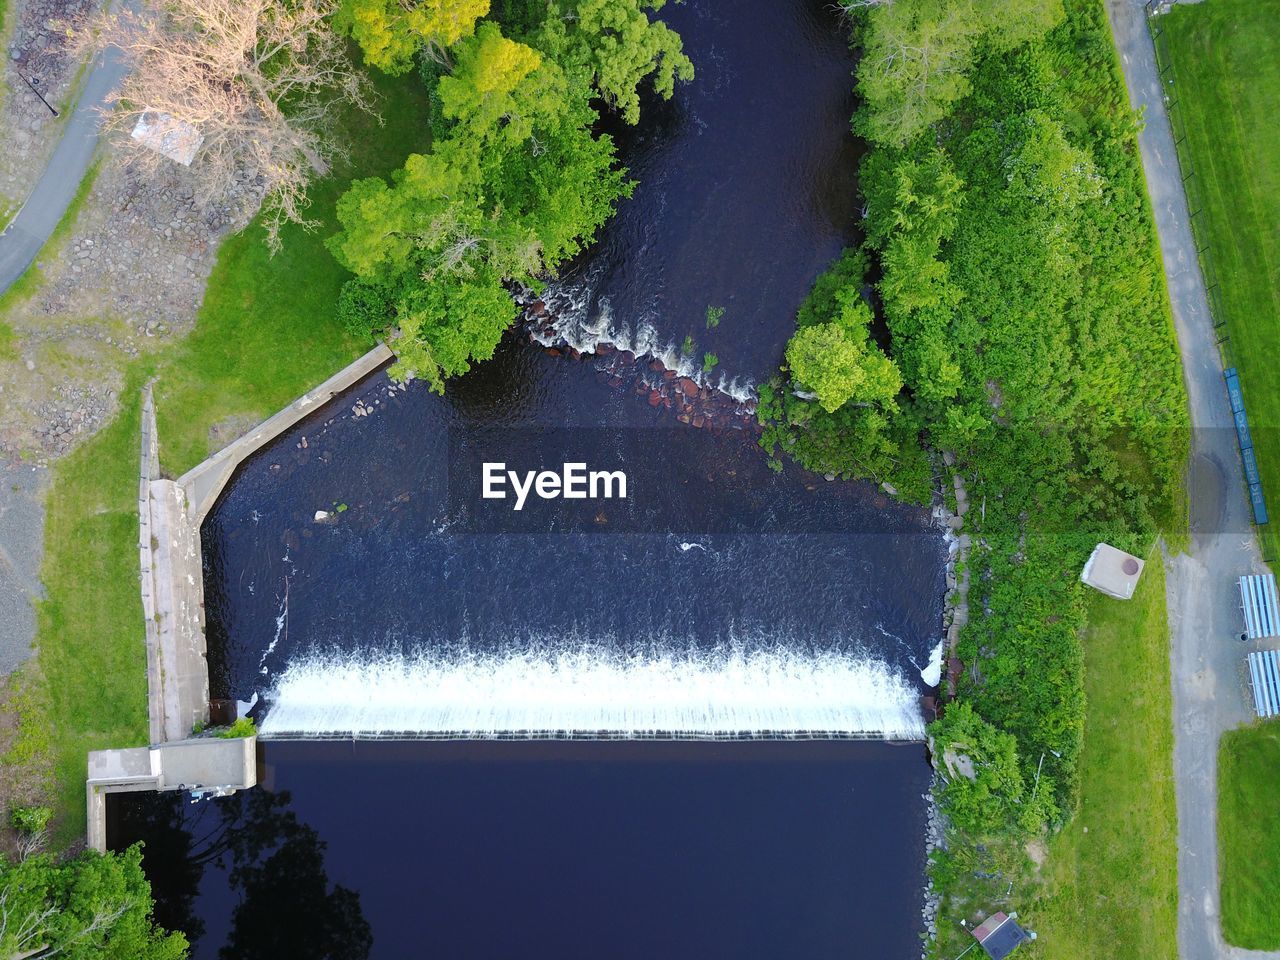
(0, 44, 126, 295)
(1105, 1, 1280, 958)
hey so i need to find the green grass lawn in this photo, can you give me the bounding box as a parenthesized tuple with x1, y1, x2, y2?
(1029, 556, 1178, 959)
(11, 72, 430, 842)
(1160, 1, 1280, 561)
(1218, 719, 1280, 949)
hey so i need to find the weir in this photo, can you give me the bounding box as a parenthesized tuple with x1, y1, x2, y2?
(256, 647, 927, 741)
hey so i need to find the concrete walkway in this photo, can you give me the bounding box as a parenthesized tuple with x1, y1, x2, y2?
(1105, 1, 1280, 958)
(0, 43, 126, 294)
(0, 461, 46, 675)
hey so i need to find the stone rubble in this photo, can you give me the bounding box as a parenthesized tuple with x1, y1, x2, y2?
(0, 0, 97, 215)
(1, 145, 265, 461)
(524, 303, 759, 433)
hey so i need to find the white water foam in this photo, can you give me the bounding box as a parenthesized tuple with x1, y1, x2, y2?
(919, 640, 945, 688)
(534, 279, 758, 404)
(258, 646, 926, 740)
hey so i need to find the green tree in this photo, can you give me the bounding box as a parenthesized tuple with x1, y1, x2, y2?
(329, 22, 632, 389)
(336, 0, 489, 74)
(785, 291, 901, 414)
(0, 846, 188, 960)
(786, 321, 901, 414)
(535, 0, 694, 124)
(929, 702, 1056, 837)
(856, 0, 1062, 147)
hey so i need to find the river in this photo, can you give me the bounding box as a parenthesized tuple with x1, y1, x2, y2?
(111, 1, 946, 955)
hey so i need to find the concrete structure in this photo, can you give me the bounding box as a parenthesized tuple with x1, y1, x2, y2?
(1080, 543, 1145, 600)
(86, 737, 256, 852)
(971, 912, 1034, 959)
(140, 385, 210, 743)
(86, 344, 392, 850)
(178, 343, 393, 522)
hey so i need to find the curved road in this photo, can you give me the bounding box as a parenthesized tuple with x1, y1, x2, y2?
(0, 44, 126, 294)
(1105, 1, 1280, 958)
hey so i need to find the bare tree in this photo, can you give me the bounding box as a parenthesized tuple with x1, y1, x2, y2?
(71, 0, 375, 249)
(13, 825, 47, 861)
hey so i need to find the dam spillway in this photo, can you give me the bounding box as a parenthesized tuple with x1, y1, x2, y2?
(255, 645, 928, 740)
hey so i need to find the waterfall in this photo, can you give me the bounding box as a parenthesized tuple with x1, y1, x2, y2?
(257, 645, 926, 740)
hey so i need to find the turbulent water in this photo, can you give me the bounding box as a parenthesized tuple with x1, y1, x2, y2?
(258, 645, 927, 740)
(207, 356, 945, 743)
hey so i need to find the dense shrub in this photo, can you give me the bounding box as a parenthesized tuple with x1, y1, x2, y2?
(770, 0, 1188, 836)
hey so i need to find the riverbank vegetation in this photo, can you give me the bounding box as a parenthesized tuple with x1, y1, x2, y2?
(763, 0, 1187, 953)
(1158, 0, 1280, 564)
(330, 0, 690, 390)
(1218, 719, 1280, 949)
(7, 71, 430, 842)
(0, 845, 185, 958)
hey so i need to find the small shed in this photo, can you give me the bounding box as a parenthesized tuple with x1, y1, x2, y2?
(1239, 574, 1280, 640)
(131, 111, 204, 166)
(971, 912, 1033, 959)
(1247, 650, 1280, 718)
(1080, 543, 1145, 600)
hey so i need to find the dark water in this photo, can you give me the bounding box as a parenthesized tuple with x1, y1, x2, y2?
(539, 0, 862, 387)
(202, 345, 945, 729)
(117, 0, 946, 954)
(110, 741, 931, 960)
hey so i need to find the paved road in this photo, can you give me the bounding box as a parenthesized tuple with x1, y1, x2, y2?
(0, 44, 126, 294)
(1105, 1, 1280, 958)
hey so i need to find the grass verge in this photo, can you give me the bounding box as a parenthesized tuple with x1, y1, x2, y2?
(1159, 1, 1280, 561)
(1029, 555, 1178, 959)
(11, 72, 430, 843)
(1218, 719, 1280, 949)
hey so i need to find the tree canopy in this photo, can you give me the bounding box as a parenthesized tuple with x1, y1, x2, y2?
(339, 0, 692, 125)
(785, 296, 901, 414)
(765, 0, 1189, 836)
(855, 0, 1064, 147)
(0, 846, 188, 960)
(534, 0, 693, 124)
(335, 0, 489, 73)
(330, 19, 635, 388)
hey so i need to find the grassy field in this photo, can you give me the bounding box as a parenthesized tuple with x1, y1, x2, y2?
(10, 73, 431, 842)
(1218, 720, 1280, 949)
(1160, 1, 1280, 560)
(1029, 556, 1178, 959)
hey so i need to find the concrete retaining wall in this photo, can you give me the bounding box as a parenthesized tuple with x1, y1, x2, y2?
(178, 343, 393, 522)
(88, 343, 392, 850)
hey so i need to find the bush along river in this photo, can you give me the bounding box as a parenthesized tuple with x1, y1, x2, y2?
(110, 1, 948, 956)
